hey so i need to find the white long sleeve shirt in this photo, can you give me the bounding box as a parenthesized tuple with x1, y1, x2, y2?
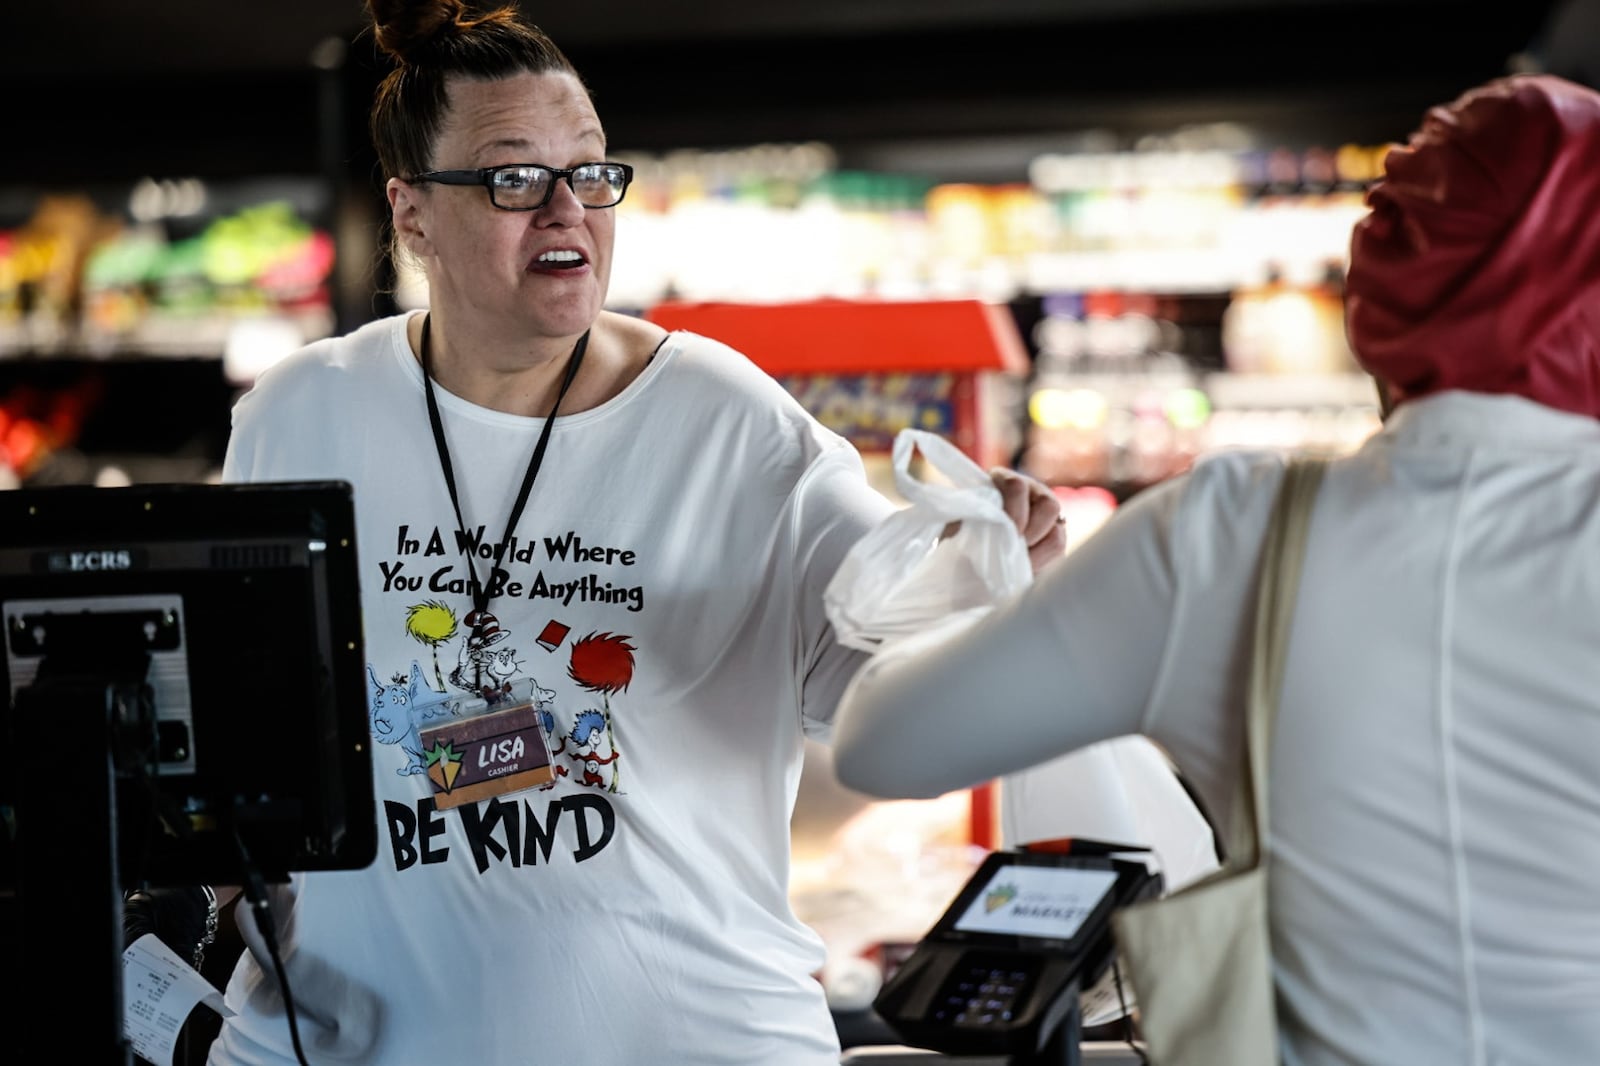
(834, 390, 1600, 1066)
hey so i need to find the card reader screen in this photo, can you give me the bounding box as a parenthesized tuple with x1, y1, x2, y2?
(951, 863, 1119, 940)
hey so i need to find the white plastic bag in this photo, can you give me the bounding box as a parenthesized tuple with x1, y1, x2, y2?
(826, 429, 1220, 1027)
(825, 429, 1032, 652)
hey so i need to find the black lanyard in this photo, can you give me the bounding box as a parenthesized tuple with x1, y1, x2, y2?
(420, 313, 589, 654)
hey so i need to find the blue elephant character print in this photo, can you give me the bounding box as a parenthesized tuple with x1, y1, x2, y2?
(369, 660, 457, 775)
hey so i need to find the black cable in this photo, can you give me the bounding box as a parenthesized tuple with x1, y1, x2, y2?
(235, 832, 312, 1066)
(112, 678, 184, 926)
(1111, 957, 1149, 1065)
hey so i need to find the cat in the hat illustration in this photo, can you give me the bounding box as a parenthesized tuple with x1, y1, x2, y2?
(447, 608, 525, 702)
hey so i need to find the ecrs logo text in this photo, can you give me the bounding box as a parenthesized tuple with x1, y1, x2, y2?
(49, 550, 134, 572)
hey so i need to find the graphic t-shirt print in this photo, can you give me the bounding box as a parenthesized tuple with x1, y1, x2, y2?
(367, 520, 645, 875)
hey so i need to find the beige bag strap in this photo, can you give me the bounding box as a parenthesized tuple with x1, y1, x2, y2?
(1226, 458, 1326, 870)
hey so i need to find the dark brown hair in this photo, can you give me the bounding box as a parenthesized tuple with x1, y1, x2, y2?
(365, 0, 583, 181)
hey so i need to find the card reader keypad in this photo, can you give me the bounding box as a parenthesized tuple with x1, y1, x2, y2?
(932, 959, 1035, 1028)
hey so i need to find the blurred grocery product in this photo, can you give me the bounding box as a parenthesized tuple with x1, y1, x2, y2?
(1, 183, 335, 361)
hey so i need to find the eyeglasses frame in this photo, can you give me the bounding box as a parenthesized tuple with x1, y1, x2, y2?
(406, 161, 635, 211)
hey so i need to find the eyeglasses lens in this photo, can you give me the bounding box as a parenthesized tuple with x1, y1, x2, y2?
(569, 165, 629, 207)
(489, 165, 628, 209)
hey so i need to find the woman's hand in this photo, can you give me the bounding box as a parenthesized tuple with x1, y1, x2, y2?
(991, 468, 1066, 574)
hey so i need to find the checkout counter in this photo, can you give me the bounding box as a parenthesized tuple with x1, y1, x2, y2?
(843, 1045, 1145, 1065)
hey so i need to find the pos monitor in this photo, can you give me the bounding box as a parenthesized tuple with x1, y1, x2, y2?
(0, 480, 375, 1061)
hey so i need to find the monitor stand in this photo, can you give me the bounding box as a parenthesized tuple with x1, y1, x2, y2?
(12, 623, 159, 1066)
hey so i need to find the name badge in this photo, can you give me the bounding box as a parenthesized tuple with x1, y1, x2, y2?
(419, 698, 555, 809)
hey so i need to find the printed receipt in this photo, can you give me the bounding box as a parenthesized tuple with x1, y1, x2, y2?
(123, 934, 233, 1066)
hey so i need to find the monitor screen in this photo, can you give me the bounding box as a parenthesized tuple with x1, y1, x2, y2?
(951, 862, 1120, 941)
(0, 480, 375, 887)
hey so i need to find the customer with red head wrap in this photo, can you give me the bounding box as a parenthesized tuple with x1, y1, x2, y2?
(832, 74, 1600, 1066)
(1347, 74, 1600, 415)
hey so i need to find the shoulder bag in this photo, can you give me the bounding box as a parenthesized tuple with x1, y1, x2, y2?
(1110, 457, 1326, 1066)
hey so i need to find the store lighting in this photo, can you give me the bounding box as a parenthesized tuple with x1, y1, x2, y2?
(223, 315, 303, 385)
(1030, 386, 1107, 430)
(128, 177, 207, 222)
(1164, 387, 1212, 430)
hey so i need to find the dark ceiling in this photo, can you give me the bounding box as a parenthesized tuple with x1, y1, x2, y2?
(4, 0, 1591, 185)
(1, 0, 1548, 76)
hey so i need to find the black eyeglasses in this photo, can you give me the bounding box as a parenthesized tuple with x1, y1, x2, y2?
(407, 162, 635, 211)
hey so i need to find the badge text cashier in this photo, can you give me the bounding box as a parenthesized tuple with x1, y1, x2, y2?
(420, 701, 555, 809)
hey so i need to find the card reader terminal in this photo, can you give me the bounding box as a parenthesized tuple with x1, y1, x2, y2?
(872, 848, 1160, 1063)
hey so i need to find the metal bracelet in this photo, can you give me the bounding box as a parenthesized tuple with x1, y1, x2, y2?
(193, 885, 219, 971)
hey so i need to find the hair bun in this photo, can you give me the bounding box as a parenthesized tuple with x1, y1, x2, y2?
(366, 0, 470, 63)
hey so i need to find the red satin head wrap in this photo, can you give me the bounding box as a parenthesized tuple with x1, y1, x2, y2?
(1345, 74, 1600, 416)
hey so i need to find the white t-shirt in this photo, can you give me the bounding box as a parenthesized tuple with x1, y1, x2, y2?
(211, 313, 893, 1065)
(835, 390, 1600, 1066)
